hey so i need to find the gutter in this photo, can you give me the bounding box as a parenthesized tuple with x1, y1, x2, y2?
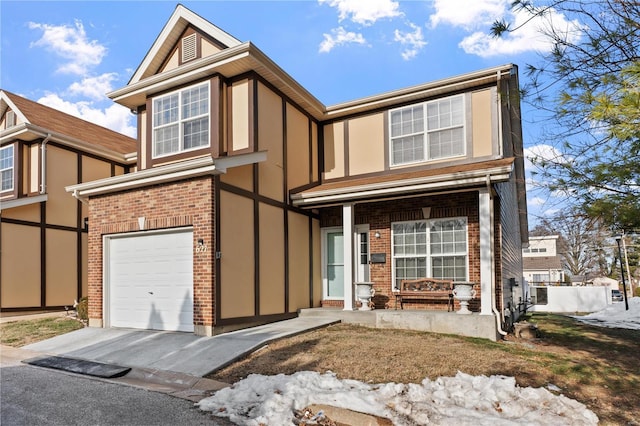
(292, 163, 513, 207)
(66, 151, 267, 202)
(40, 133, 51, 194)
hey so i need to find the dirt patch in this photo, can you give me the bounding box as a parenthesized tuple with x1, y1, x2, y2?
(208, 314, 640, 425)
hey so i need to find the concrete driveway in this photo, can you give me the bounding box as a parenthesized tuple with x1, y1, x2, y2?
(23, 316, 339, 377)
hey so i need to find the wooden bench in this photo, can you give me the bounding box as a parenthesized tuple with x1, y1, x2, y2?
(395, 278, 454, 311)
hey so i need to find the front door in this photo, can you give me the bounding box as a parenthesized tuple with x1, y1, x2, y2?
(322, 226, 370, 301)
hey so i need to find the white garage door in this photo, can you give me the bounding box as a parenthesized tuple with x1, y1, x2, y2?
(107, 229, 194, 332)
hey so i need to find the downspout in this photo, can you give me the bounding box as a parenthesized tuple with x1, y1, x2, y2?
(487, 174, 508, 337)
(40, 134, 52, 194)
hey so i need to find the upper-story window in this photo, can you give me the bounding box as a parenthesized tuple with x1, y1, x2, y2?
(1, 145, 14, 192)
(390, 94, 465, 166)
(152, 82, 209, 158)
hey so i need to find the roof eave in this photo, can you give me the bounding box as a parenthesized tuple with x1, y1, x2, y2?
(1, 123, 134, 164)
(292, 164, 514, 208)
(109, 42, 326, 120)
(66, 151, 267, 202)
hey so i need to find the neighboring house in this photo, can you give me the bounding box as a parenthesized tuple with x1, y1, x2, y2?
(523, 235, 564, 285)
(67, 5, 528, 337)
(0, 90, 136, 312)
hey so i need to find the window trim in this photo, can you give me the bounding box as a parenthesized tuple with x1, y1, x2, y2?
(388, 94, 466, 167)
(391, 217, 469, 291)
(1, 144, 15, 193)
(151, 81, 211, 160)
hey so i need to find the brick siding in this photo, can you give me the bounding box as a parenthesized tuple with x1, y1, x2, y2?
(319, 191, 489, 312)
(87, 176, 216, 327)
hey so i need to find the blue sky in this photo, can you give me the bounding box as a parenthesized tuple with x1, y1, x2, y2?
(1, 0, 585, 226)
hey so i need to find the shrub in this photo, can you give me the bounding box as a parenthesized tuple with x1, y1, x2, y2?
(77, 297, 88, 321)
(634, 287, 640, 298)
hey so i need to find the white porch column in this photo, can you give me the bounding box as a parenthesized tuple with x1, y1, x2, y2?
(479, 188, 493, 315)
(343, 203, 354, 310)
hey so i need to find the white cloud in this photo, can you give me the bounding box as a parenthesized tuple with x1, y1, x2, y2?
(429, 0, 583, 58)
(38, 93, 135, 137)
(68, 73, 119, 100)
(394, 23, 427, 60)
(28, 20, 107, 75)
(430, 0, 508, 29)
(319, 0, 402, 26)
(319, 27, 366, 53)
(525, 144, 568, 167)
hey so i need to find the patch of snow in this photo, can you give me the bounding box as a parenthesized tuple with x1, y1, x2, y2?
(199, 300, 640, 424)
(574, 296, 640, 330)
(198, 371, 598, 425)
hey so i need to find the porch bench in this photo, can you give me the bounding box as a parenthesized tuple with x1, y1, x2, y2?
(395, 278, 454, 311)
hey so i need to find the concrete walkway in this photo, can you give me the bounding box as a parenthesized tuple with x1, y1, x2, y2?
(23, 317, 339, 377)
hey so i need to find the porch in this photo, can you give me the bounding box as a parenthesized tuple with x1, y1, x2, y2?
(298, 307, 500, 341)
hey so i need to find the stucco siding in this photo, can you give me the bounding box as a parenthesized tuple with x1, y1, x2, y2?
(1, 223, 40, 307)
(231, 79, 250, 152)
(288, 211, 310, 312)
(471, 89, 494, 158)
(348, 113, 385, 176)
(257, 82, 284, 202)
(201, 38, 222, 57)
(286, 103, 310, 189)
(220, 163, 253, 191)
(259, 202, 285, 315)
(322, 122, 345, 180)
(46, 146, 77, 227)
(219, 189, 254, 319)
(45, 229, 77, 306)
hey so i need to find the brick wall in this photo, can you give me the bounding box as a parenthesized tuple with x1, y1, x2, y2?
(319, 191, 482, 311)
(87, 176, 216, 327)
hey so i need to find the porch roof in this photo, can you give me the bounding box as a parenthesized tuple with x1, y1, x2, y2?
(291, 158, 515, 208)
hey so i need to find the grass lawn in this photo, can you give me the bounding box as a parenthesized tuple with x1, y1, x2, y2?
(207, 313, 640, 425)
(0, 316, 84, 347)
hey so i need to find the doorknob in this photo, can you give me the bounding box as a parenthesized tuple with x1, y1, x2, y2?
(148, 291, 154, 295)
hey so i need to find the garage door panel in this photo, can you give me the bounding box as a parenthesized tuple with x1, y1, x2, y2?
(108, 230, 194, 332)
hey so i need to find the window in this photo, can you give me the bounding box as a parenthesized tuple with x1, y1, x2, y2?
(1, 145, 14, 192)
(152, 82, 209, 158)
(390, 94, 465, 166)
(392, 218, 468, 290)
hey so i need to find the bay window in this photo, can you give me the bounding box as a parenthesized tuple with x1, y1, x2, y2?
(390, 94, 465, 166)
(392, 217, 468, 290)
(152, 82, 209, 158)
(1, 144, 14, 192)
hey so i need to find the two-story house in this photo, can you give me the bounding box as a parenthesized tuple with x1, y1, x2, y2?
(67, 5, 528, 338)
(523, 235, 565, 286)
(1, 90, 136, 312)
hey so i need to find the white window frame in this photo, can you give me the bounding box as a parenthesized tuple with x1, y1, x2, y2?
(391, 217, 468, 291)
(152, 81, 210, 159)
(389, 94, 466, 166)
(1, 144, 15, 192)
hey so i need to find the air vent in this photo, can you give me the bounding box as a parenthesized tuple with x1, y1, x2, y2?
(181, 33, 197, 63)
(5, 110, 16, 129)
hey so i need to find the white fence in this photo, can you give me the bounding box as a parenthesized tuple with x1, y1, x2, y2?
(528, 285, 612, 313)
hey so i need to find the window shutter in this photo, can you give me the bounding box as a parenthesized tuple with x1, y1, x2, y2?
(181, 34, 197, 63)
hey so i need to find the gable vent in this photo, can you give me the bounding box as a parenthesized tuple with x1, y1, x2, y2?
(181, 33, 197, 63)
(5, 110, 16, 129)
